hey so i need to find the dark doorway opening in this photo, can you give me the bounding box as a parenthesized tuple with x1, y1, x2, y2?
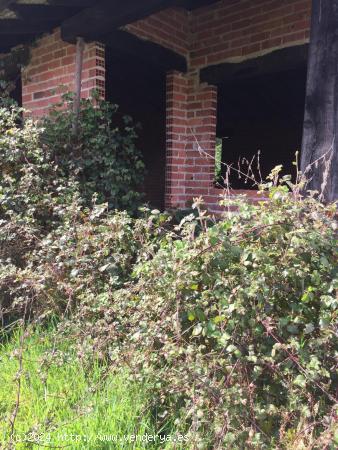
(105, 48, 166, 209)
(216, 66, 307, 189)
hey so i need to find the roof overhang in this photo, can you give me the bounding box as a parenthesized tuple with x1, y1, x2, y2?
(0, 0, 219, 72)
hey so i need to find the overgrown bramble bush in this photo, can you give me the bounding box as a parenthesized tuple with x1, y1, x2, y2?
(0, 103, 79, 290)
(42, 93, 145, 214)
(10, 204, 169, 318)
(60, 186, 337, 449)
(0, 103, 79, 318)
(0, 104, 78, 230)
(0, 101, 337, 448)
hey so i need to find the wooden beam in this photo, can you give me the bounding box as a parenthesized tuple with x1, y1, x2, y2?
(184, 0, 220, 10)
(200, 44, 309, 86)
(0, 0, 13, 9)
(0, 19, 57, 34)
(48, 0, 94, 6)
(0, 0, 94, 12)
(61, 0, 180, 43)
(301, 0, 338, 202)
(103, 29, 187, 73)
(9, 4, 81, 21)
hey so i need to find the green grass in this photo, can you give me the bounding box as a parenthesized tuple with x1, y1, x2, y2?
(0, 328, 174, 449)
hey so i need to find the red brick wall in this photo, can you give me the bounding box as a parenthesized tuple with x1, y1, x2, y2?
(22, 28, 105, 117)
(125, 7, 189, 57)
(126, 0, 311, 70)
(190, 0, 311, 69)
(19, 0, 312, 212)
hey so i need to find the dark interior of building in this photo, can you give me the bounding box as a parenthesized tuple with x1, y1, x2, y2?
(10, 75, 22, 106)
(105, 48, 166, 209)
(106, 44, 308, 199)
(217, 66, 308, 189)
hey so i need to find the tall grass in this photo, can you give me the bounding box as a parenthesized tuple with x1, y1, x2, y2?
(0, 328, 167, 449)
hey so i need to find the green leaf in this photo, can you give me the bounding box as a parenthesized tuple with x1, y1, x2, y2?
(187, 311, 195, 321)
(219, 332, 231, 346)
(293, 375, 306, 388)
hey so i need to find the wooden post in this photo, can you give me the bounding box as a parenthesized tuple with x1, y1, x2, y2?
(301, 0, 338, 202)
(73, 36, 85, 136)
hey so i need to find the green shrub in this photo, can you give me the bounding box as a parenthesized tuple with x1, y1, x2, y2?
(0, 100, 146, 319)
(0, 104, 78, 231)
(72, 188, 336, 449)
(42, 94, 145, 214)
(0, 103, 337, 449)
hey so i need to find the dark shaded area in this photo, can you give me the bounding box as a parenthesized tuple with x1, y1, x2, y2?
(105, 48, 166, 209)
(0, 0, 219, 54)
(201, 44, 308, 86)
(216, 67, 307, 189)
(61, 0, 219, 43)
(10, 73, 22, 106)
(99, 30, 186, 73)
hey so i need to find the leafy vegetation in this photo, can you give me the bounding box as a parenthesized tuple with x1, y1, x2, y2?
(42, 94, 145, 213)
(0, 102, 337, 449)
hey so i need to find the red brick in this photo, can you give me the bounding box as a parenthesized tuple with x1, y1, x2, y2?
(22, 28, 105, 117)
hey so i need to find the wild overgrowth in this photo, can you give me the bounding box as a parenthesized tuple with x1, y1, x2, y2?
(0, 102, 337, 449)
(42, 93, 145, 213)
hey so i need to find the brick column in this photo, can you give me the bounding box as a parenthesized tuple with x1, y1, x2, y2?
(186, 74, 217, 206)
(165, 70, 217, 211)
(165, 71, 189, 209)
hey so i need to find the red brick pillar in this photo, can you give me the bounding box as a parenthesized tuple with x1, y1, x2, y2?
(165, 70, 217, 210)
(165, 71, 189, 209)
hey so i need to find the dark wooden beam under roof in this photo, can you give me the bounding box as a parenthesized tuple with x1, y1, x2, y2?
(184, 0, 220, 9)
(0, 0, 219, 54)
(61, 0, 220, 43)
(0, 1, 97, 53)
(61, 0, 179, 43)
(103, 29, 187, 73)
(0, 18, 58, 34)
(9, 4, 82, 21)
(0, 0, 95, 15)
(47, 0, 96, 7)
(0, 0, 12, 9)
(200, 44, 309, 86)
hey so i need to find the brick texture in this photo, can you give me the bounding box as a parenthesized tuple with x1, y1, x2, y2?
(20, 0, 312, 212)
(190, 0, 311, 69)
(126, 0, 311, 70)
(22, 28, 105, 117)
(124, 7, 190, 57)
(165, 71, 220, 212)
(128, 0, 312, 212)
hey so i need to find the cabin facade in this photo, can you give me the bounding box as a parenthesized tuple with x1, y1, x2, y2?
(0, 0, 337, 212)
